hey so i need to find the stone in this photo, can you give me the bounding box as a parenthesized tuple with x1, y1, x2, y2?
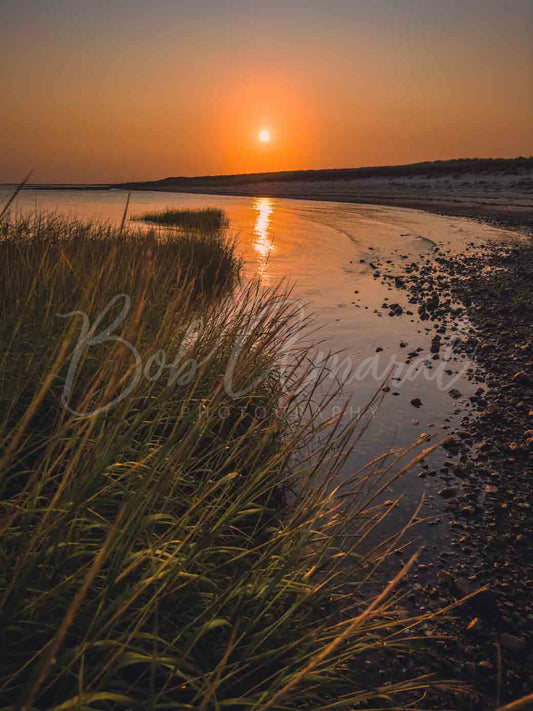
(439, 487, 458, 499)
(513, 371, 532, 387)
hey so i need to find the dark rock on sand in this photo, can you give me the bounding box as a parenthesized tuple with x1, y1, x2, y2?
(439, 487, 458, 499)
(513, 371, 532, 387)
(366, 232, 533, 708)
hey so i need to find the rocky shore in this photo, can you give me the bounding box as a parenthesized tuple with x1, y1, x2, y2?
(368, 228, 532, 708)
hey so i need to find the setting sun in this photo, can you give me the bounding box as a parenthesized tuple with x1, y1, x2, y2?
(1, 1, 533, 706)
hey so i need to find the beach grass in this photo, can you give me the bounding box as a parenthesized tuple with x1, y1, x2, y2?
(0, 211, 459, 709)
(134, 206, 230, 231)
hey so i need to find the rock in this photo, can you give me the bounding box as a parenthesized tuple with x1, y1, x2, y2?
(389, 303, 403, 316)
(439, 487, 458, 499)
(426, 294, 440, 311)
(430, 335, 441, 353)
(410, 398, 423, 408)
(513, 371, 532, 387)
(443, 438, 459, 453)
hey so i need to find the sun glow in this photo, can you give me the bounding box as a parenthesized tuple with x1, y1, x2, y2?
(259, 129, 270, 143)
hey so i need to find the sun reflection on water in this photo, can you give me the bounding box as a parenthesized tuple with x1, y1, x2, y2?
(253, 197, 274, 280)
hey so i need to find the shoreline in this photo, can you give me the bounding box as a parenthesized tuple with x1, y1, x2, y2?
(175, 189, 533, 232)
(18, 185, 532, 232)
(115, 157, 533, 231)
(10, 156, 533, 232)
(366, 233, 533, 707)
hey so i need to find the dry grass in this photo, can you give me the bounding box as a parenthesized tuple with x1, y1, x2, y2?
(134, 207, 229, 232)
(0, 211, 462, 709)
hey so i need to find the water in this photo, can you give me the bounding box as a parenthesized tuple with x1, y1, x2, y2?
(0, 187, 518, 533)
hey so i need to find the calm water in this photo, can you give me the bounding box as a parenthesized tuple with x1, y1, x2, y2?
(0, 187, 518, 533)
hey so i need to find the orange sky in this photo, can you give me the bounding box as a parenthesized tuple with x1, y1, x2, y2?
(1, 0, 532, 183)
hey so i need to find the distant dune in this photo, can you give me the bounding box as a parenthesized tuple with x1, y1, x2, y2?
(116, 158, 533, 229)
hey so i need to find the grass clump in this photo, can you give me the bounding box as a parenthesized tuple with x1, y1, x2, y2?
(0, 211, 456, 709)
(135, 207, 229, 231)
(0, 211, 241, 301)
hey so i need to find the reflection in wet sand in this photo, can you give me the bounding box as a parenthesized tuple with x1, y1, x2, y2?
(253, 197, 274, 280)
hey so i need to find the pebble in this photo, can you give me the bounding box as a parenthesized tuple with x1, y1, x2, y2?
(439, 487, 458, 499)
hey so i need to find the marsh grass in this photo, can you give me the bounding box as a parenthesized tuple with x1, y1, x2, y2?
(134, 207, 229, 232)
(0, 211, 463, 709)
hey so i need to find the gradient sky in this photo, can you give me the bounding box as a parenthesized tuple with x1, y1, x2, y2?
(1, 0, 532, 182)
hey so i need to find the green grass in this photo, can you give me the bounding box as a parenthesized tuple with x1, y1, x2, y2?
(134, 207, 230, 232)
(0, 211, 460, 709)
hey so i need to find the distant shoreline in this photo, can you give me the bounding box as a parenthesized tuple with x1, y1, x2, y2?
(127, 186, 533, 231)
(117, 157, 533, 230)
(6, 157, 533, 230)
(11, 184, 533, 231)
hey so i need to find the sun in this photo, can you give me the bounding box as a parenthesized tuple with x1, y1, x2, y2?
(259, 129, 270, 143)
